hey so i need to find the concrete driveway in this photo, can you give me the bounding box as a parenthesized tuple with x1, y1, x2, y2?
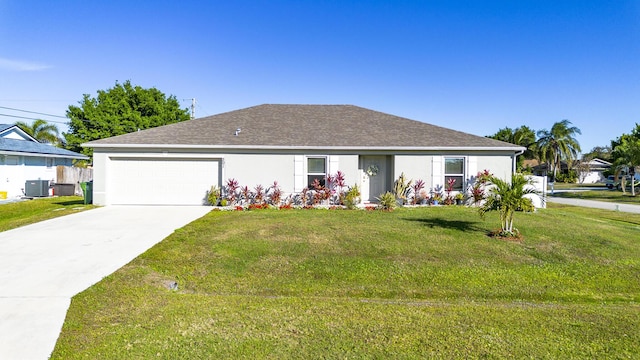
(0, 206, 211, 360)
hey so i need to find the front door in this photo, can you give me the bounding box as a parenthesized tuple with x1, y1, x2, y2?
(361, 155, 389, 202)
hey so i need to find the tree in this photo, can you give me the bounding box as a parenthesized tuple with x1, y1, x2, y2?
(64, 80, 191, 157)
(535, 120, 581, 182)
(14, 119, 61, 145)
(611, 128, 640, 196)
(478, 173, 539, 237)
(488, 126, 537, 170)
(582, 145, 612, 162)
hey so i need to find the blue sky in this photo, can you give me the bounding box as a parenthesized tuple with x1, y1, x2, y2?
(1, 0, 639, 153)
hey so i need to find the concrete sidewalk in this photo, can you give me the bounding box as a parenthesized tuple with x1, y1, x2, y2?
(547, 196, 640, 214)
(0, 206, 211, 360)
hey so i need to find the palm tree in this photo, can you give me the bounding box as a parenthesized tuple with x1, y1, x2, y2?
(488, 126, 537, 170)
(536, 120, 581, 182)
(478, 173, 540, 237)
(612, 135, 640, 196)
(14, 119, 61, 145)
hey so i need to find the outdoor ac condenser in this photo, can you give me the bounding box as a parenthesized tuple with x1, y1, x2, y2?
(25, 180, 50, 197)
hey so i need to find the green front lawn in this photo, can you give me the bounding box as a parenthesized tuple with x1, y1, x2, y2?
(53, 205, 640, 359)
(0, 196, 95, 232)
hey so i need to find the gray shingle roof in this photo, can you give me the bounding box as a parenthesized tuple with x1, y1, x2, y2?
(85, 104, 522, 150)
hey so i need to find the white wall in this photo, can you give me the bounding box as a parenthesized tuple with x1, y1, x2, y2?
(223, 153, 295, 192)
(336, 155, 359, 188)
(579, 171, 606, 184)
(224, 153, 360, 194)
(525, 175, 547, 209)
(477, 156, 512, 180)
(394, 155, 432, 185)
(393, 153, 512, 192)
(91, 152, 108, 205)
(0, 155, 63, 198)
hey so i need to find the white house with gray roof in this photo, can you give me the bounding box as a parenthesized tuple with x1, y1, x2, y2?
(1, 124, 88, 199)
(85, 104, 525, 206)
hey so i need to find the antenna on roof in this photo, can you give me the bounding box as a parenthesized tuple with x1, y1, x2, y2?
(234, 128, 241, 136)
(182, 98, 196, 119)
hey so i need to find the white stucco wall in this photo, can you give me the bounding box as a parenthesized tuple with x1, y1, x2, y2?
(476, 156, 513, 180)
(393, 155, 433, 185)
(392, 153, 513, 192)
(223, 153, 295, 192)
(336, 155, 359, 188)
(91, 152, 108, 205)
(0, 155, 68, 198)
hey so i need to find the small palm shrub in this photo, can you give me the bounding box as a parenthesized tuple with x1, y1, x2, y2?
(478, 173, 539, 237)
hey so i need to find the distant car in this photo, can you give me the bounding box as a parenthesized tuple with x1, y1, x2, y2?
(606, 175, 639, 190)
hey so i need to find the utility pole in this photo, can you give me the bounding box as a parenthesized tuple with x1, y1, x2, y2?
(183, 98, 196, 119)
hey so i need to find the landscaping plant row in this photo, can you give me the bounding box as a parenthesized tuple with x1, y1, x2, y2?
(207, 170, 494, 211)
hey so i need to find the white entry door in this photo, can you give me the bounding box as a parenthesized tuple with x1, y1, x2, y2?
(109, 158, 220, 205)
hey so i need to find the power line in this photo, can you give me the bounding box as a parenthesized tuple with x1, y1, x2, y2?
(0, 113, 68, 124)
(0, 105, 67, 119)
(196, 102, 210, 117)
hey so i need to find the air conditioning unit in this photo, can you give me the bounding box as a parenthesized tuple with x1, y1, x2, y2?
(25, 180, 50, 197)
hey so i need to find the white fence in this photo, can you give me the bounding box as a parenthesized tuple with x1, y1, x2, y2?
(525, 175, 547, 209)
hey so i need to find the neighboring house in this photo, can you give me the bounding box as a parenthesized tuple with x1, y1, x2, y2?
(577, 158, 611, 184)
(0, 124, 88, 199)
(85, 104, 525, 206)
(526, 158, 611, 184)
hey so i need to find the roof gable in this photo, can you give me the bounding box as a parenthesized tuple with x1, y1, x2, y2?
(586, 158, 612, 167)
(85, 104, 523, 151)
(0, 124, 37, 142)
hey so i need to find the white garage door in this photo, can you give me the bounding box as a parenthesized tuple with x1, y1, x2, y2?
(109, 158, 220, 205)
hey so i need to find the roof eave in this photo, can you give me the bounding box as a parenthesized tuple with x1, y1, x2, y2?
(85, 143, 525, 152)
(0, 150, 89, 159)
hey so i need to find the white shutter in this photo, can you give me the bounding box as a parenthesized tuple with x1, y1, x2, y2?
(432, 156, 443, 189)
(467, 156, 477, 185)
(294, 155, 304, 192)
(328, 155, 339, 175)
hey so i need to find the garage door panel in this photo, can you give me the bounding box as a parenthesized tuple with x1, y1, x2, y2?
(109, 158, 219, 205)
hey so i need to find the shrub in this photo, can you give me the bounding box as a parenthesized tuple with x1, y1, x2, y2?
(556, 170, 578, 183)
(267, 181, 282, 206)
(411, 179, 425, 205)
(253, 185, 265, 204)
(224, 178, 239, 205)
(343, 185, 361, 210)
(206, 185, 221, 206)
(377, 192, 397, 211)
(393, 173, 413, 204)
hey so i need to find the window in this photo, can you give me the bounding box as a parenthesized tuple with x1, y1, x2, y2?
(444, 157, 464, 191)
(46, 158, 54, 168)
(307, 157, 327, 188)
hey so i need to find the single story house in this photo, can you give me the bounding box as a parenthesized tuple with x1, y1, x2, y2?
(577, 158, 612, 184)
(85, 104, 525, 206)
(525, 158, 611, 184)
(1, 124, 88, 199)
